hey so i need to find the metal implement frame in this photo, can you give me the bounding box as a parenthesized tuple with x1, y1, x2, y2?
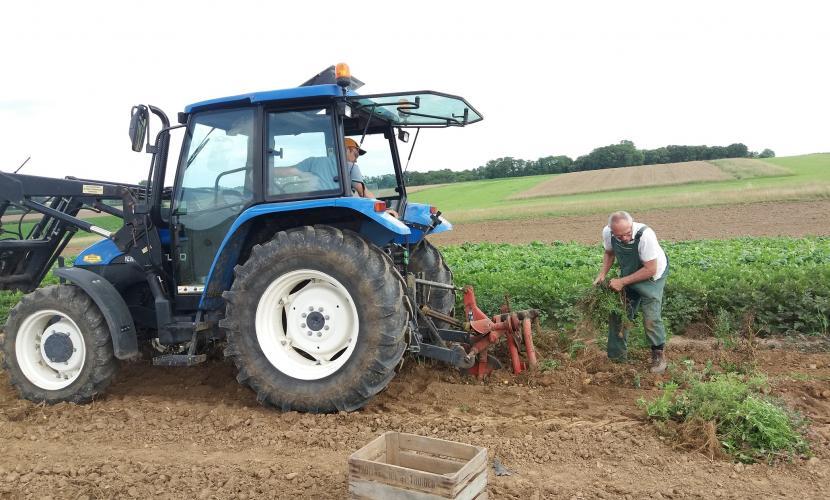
(409, 278, 539, 378)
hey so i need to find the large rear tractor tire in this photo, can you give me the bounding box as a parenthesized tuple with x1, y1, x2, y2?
(221, 226, 408, 412)
(1, 285, 118, 404)
(409, 239, 455, 328)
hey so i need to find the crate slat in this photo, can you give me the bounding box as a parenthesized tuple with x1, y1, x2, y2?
(399, 433, 478, 460)
(398, 451, 465, 475)
(350, 468, 488, 500)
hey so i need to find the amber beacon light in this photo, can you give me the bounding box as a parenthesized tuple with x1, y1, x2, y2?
(335, 63, 352, 88)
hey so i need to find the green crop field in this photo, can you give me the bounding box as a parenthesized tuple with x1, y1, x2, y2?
(409, 153, 830, 222)
(443, 237, 830, 337)
(3, 237, 826, 339)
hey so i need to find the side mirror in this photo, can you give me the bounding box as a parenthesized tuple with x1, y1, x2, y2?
(397, 129, 410, 143)
(129, 105, 149, 152)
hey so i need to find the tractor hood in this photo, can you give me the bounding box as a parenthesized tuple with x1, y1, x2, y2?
(347, 91, 483, 128)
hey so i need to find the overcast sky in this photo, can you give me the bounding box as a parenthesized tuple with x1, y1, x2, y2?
(1, 0, 827, 183)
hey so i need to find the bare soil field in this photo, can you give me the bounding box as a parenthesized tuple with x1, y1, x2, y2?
(431, 200, 830, 246)
(508, 160, 786, 200)
(1, 336, 828, 499)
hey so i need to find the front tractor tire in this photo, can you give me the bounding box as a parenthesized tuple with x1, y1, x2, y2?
(1, 285, 118, 404)
(221, 226, 408, 412)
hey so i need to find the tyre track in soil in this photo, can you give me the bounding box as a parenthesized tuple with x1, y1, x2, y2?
(430, 200, 830, 246)
(1, 338, 829, 499)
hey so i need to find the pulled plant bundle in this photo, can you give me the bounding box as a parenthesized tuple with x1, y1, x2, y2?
(574, 282, 632, 336)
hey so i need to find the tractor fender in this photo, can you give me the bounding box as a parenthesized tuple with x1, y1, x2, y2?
(198, 198, 411, 310)
(401, 202, 453, 243)
(53, 267, 139, 360)
(76, 229, 171, 266)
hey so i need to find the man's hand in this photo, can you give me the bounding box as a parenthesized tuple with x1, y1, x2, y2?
(593, 274, 606, 286)
(609, 278, 625, 292)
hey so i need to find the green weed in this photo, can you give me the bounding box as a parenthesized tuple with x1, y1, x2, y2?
(713, 308, 737, 349)
(639, 372, 808, 463)
(539, 359, 560, 372)
(567, 340, 586, 360)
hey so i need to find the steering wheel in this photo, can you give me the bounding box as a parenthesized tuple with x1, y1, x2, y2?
(271, 171, 322, 195)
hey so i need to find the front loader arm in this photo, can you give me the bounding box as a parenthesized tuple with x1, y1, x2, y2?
(0, 171, 131, 292)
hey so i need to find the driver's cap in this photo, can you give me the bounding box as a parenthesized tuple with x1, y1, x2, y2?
(344, 137, 367, 156)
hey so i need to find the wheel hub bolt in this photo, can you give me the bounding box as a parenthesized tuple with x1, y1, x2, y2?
(316, 332, 322, 337)
(300, 323, 306, 328)
(307, 331, 313, 336)
(308, 306, 314, 311)
(301, 313, 307, 318)
(324, 325, 330, 331)
(318, 307, 324, 312)
(324, 315, 329, 320)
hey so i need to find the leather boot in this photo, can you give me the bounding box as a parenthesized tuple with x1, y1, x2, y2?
(650, 349, 667, 374)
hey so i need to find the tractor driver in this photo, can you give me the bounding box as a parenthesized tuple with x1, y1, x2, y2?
(272, 138, 375, 198)
(344, 137, 375, 198)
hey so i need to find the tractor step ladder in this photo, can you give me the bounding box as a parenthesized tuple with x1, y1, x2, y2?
(152, 354, 207, 367)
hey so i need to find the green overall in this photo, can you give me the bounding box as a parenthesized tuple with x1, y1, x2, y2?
(607, 226, 669, 362)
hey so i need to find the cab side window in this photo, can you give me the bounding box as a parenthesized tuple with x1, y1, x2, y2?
(267, 108, 342, 197)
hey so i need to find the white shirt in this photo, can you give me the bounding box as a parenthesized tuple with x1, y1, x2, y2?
(602, 222, 667, 280)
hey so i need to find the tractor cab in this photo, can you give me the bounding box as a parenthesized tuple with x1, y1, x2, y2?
(132, 65, 483, 309)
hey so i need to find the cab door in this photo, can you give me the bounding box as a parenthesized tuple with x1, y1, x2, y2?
(172, 108, 256, 293)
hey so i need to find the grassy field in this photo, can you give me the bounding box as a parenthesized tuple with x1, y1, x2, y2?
(405, 175, 556, 214)
(8, 214, 123, 238)
(0, 214, 121, 258)
(409, 153, 830, 222)
(507, 159, 790, 200)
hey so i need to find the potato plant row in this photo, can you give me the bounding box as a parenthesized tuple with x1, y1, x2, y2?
(442, 238, 830, 336)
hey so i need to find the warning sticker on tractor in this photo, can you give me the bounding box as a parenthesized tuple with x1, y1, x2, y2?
(83, 184, 104, 195)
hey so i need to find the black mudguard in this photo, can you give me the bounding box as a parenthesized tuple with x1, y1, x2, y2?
(54, 267, 139, 360)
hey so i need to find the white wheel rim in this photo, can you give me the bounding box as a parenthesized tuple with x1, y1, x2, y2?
(15, 310, 87, 390)
(255, 269, 359, 380)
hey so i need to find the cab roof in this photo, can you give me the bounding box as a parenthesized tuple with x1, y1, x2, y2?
(184, 85, 483, 128)
(184, 84, 350, 114)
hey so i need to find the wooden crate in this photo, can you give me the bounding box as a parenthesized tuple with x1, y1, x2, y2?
(348, 431, 487, 499)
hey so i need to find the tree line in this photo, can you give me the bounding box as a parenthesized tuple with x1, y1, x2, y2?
(365, 140, 775, 189)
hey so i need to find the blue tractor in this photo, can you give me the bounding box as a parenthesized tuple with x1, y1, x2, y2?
(0, 65, 484, 412)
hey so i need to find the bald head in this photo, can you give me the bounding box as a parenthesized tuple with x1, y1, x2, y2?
(609, 211, 634, 243)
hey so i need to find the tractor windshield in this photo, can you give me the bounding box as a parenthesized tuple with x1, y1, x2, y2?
(347, 91, 482, 128)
